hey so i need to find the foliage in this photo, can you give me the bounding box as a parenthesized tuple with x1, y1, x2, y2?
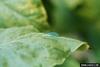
(0, 0, 92, 67)
(43, 0, 100, 62)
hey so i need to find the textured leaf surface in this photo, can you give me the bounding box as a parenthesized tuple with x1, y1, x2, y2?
(0, 0, 48, 31)
(0, 27, 88, 67)
(0, 26, 39, 43)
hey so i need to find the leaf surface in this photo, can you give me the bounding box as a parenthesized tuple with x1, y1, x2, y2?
(0, 27, 89, 67)
(0, 0, 48, 31)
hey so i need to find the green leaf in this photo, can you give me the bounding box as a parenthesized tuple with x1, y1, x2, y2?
(0, 0, 49, 31)
(0, 26, 39, 43)
(65, 0, 83, 10)
(0, 27, 88, 67)
(59, 37, 89, 53)
(55, 57, 80, 67)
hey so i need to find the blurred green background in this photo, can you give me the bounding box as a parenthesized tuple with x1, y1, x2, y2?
(42, 0, 100, 66)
